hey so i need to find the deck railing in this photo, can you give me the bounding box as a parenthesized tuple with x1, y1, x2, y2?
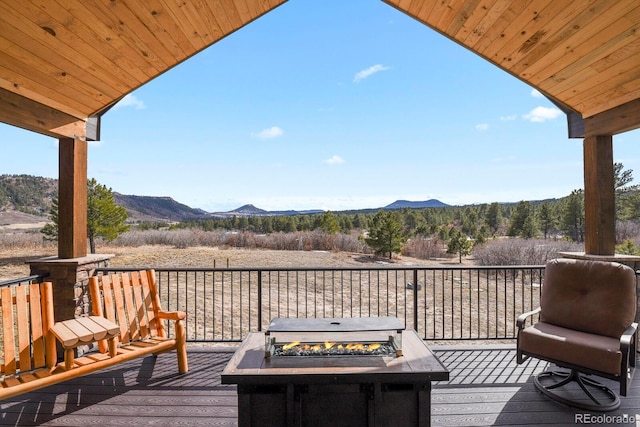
(96, 266, 546, 343)
(0, 274, 49, 288)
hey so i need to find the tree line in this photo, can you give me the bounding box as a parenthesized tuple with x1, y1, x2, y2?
(38, 163, 640, 259)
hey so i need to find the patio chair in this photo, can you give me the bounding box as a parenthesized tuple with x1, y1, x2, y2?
(516, 258, 638, 411)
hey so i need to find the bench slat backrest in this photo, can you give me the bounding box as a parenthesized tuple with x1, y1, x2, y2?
(0, 282, 56, 377)
(90, 270, 166, 348)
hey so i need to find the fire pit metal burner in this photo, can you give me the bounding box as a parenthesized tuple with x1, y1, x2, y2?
(222, 317, 449, 427)
(265, 316, 404, 358)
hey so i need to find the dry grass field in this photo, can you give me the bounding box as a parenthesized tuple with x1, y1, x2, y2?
(0, 244, 465, 282)
(0, 244, 538, 344)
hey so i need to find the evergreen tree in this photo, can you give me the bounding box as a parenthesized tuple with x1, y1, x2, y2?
(616, 239, 640, 255)
(461, 206, 478, 237)
(475, 224, 488, 245)
(560, 190, 584, 242)
(446, 228, 473, 263)
(87, 178, 129, 253)
(365, 210, 407, 259)
(41, 178, 129, 253)
(507, 201, 536, 238)
(319, 211, 340, 234)
(537, 202, 555, 239)
(41, 197, 59, 240)
(614, 162, 640, 221)
(485, 202, 501, 235)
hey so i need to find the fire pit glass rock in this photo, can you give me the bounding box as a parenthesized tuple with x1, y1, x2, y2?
(265, 316, 404, 358)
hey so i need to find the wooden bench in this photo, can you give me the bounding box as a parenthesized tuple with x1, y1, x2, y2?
(0, 270, 187, 400)
(89, 269, 188, 374)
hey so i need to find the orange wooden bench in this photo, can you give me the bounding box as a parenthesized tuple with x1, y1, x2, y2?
(88, 269, 188, 374)
(0, 270, 187, 400)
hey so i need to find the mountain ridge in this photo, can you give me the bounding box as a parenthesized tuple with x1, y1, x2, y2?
(0, 174, 536, 225)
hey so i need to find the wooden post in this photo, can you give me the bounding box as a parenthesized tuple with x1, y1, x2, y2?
(58, 138, 87, 259)
(583, 135, 615, 256)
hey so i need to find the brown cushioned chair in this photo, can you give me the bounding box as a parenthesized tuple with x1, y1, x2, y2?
(517, 258, 638, 411)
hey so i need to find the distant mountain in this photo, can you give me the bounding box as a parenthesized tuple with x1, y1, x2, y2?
(0, 174, 56, 216)
(5, 174, 567, 227)
(113, 193, 208, 222)
(230, 204, 268, 215)
(384, 199, 450, 209)
(211, 204, 324, 218)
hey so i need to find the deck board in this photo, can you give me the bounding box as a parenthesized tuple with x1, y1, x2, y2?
(1, 345, 639, 426)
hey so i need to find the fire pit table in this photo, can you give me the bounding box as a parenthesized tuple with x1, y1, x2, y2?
(221, 317, 449, 427)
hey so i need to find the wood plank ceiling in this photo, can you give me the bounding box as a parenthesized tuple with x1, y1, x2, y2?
(384, 0, 640, 138)
(1, 0, 639, 139)
(0, 0, 287, 141)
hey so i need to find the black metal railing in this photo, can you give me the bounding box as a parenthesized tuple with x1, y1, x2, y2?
(0, 274, 48, 289)
(96, 266, 545, 343)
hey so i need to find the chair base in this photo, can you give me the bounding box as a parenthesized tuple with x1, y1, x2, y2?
(534, 370, 620, 412)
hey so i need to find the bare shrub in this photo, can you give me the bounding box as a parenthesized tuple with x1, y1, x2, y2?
(112, 229, 366, 253)
(0, 231, 54, 249)
(402, 236, 447, 260)
(616, 221, 640, 244)
(113, 229, 229, 248)
(473, 238, 583, 266)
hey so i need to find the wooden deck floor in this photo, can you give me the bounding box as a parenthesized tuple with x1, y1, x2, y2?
(1, 345, 639, 426)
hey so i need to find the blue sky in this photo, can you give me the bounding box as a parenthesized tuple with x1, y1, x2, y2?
(2, 0, 639, 212)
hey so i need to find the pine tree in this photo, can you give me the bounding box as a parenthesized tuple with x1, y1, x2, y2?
(319, 211, 340, 234)
(560, 190, 584, 242)
(485, 202, 501, 235)
(42, 178, 129, 253)
(614, 162, 640, 221)
(41, 197, 59, 241)
(537, 202, 555, 239)
(365, 210, 407, 259)
(446, 228, 473, 263)
(507, 201, 537, 238)
(87, 178, 129, 253)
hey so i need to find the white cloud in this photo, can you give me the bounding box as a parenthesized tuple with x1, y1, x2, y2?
(353, 64, 391, 83)
(252, 126, 284, 139)
(522, 106, 562, 122)
(324, 155, 345, 165)
(500, 114, 517, 121)
(114, 94, 146, 110)
(475, 123, 489, 131)
(530, 89, 544, 98)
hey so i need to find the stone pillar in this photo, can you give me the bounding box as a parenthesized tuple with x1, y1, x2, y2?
(28, 254, 114, 321)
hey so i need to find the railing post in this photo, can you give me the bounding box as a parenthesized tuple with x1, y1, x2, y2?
(413, 269, 419, 333)
(257, 270, 263, 332)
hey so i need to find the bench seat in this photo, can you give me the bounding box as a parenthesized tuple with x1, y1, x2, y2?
(0, 270, 188, 401)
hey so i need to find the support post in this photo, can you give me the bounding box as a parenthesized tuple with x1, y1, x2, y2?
(58, 138, 87, 259)
(583, 135, 615, 256)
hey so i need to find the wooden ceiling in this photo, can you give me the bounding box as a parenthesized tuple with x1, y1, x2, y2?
(0, 0, 287, 140)
(1, 0, 639, 141)
(384, 0, 640, 137)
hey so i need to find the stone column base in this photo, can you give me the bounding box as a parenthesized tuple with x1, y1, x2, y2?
(28, 254, 114, 321)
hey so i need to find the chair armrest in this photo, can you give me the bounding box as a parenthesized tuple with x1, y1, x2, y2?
(157, 310, 186, 321)
(516, 307, 541, 329)
(620, 322, 638, 349)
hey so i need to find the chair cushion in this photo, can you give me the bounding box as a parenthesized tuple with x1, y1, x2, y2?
(540, 258, 636, 338)
(519, 321, 622, 375)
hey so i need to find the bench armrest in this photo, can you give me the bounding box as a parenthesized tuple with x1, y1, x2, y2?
(516, 307, 541, 329)
(158, 310, 186, 321)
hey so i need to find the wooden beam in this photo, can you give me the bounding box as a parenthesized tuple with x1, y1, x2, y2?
(58, 138, 87, 259)
(583, 135, 615, 256)
(584, 98, 640, 137)
(0, 87, 98, 141)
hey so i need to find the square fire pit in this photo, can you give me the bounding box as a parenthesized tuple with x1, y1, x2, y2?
(222, 317, 449, 427)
